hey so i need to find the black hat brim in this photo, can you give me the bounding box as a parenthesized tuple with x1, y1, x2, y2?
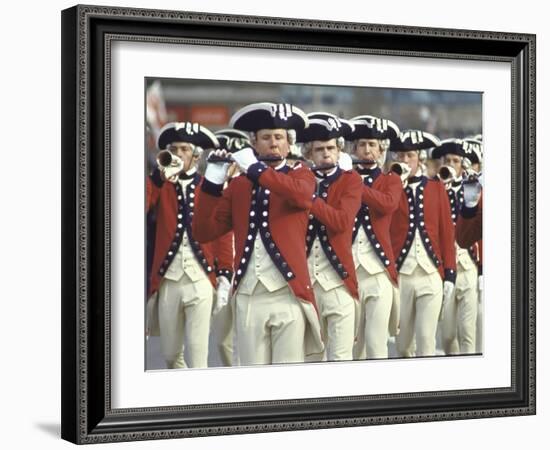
(230, 103, 308, 132)
(158, 123, 219, 150)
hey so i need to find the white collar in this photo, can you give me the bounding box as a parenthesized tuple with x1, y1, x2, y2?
(274, 159, 287, 171)
(183, 166, 197, 176)
(315, 166, 337, 181)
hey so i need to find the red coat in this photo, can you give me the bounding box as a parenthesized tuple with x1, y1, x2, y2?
(456, 195, 483, 249)
(308, 169, 362, 299)
(192, 162, 318, 307)
(146, 170, 233, 297)
(390, 176, 457, 282)
(446, 185, 479, 272)
(353, 169, 402, 284)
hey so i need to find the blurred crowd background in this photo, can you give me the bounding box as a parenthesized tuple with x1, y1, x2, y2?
(146, 77, 482, 172)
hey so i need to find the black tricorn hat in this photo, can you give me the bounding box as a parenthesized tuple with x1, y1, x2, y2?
(462, 138, 483, 164)
(229, 102, 308, 132)
(393, 130, 441, 151)
(215, 128, 251, 152)
(157, 122, 219, 150)
(347, 115, 400, 141)
(295, 112, 354, 143)
(431, 138, 466, 159)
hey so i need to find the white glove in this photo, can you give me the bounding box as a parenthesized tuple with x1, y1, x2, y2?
(439, 280, 455, 322)
(478, 275, 483, 296)
(158, 153, 183, 181)
(204, 149, 231, 184)
(443, 280, 455, 303)
(463, 180, 482, 207)
(213, 276, 231, 314)
(338, 152, 353, 171)
(231, 147, 259, 172)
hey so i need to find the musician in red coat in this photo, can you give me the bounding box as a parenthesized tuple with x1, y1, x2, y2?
(455, 151, 484, 353)
(456, 138, 483, 248)
(193, 103, 323, 365)
(206, 129, 250, 367)
(390, 130, 457, 357)
(346, 115, 403, 359)
(456, 192, 483, 248)
(459, 138, 484, 353)
(432, 139, 481, 355)
(297, 112, 362, 361)
(146, 122, 233, 369)
(472, 237, 483, 353)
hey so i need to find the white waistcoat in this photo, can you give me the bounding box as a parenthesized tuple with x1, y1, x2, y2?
(307, 237, 344, 291)
(237, 235, 287, 295)
(352, 227, 385, 275)
(399, 179, 437, 276)
(399, 230, 438, 275)
(164, 175, 209, 283)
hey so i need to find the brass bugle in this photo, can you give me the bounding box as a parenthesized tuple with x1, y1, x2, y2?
(390, 162, 406, 176)
(207, 154, 284, 163)
(157, 149, 176, 168)
(438, 165, 455, 182)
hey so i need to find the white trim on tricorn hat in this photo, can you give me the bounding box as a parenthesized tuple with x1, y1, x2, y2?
(215, 128, 251, 152)
(348, 115, 401, 141)
(296, 112, 354, 143)
(157, 121, 219, 150)
(431, 138, 466, 159)
(215, 128, 250, 140)
(394, 130, 441, 151)
(461, 138, 483, 164)
(229, 102, 309, 132)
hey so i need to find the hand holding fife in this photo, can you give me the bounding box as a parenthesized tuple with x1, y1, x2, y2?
(204, 149, 231, 184)
(231, 147, 259, 172)
(338, 152, 353, 171)
(213, 276, 231, 315)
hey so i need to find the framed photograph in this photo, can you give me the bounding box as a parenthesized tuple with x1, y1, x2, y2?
(61, 4, 536, 444)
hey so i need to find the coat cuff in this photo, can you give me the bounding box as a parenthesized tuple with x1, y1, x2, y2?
(216, 269, 233, 283)
(246, 161, 268, 183)
(444, 268, 457, 283)
(311, 196, 324, 215)
(460, 204, 478, 219)
(150, 168, 164, 188)
(201, 178, 224, 197)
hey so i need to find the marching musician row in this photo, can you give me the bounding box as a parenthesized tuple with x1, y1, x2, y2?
(146, 102, 483, 369)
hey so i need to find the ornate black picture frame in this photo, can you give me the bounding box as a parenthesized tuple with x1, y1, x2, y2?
(61, 4, 536, 444)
